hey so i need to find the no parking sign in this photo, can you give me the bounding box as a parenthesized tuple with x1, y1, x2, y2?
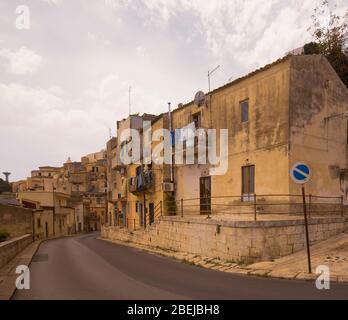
(290, 161, 312, 273)
(290, 162, 312, 185)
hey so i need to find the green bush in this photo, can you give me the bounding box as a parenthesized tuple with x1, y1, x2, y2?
(0, 231, 10, 242)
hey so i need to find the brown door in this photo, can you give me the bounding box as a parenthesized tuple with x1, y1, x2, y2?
(45, 222, 48, 238)
(200, 176, 211, 215)
(242, 165, 255, 202)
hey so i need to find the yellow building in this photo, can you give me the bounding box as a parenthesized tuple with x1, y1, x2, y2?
(106, 54, 348, 226)
(17, 191, 74, 239)
(170, 54, 348, 215)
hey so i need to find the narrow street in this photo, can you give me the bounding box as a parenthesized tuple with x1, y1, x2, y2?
(13, 234, 348, 300)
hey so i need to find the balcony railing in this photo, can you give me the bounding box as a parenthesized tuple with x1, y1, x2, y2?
(55, 206, 73, 216)
(129, 170, 154, 194)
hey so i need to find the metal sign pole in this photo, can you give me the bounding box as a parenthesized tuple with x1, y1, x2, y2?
(301, 185, 312, 274)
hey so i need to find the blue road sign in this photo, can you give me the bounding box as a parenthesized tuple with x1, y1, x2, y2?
(290, 162, 311, 184)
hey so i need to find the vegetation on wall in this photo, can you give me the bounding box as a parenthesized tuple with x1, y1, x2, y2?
(0, 230, 10, 242)
(304, 0, 348, 88)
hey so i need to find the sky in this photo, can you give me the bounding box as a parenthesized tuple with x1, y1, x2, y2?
(0, 0, 347, 181)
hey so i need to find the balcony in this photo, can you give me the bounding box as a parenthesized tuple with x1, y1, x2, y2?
(129, 170, 154, 194)
(110, 189, 120, 202)
(69, 174, 85, 184)
(87, 172, 98, 181)
(55, 206, 73, 216)
(111, 154, 126, 170)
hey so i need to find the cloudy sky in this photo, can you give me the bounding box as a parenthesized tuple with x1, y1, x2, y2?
(0, 0, 347, 181)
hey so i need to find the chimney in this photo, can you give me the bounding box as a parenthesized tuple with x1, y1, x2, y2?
(2, 172, 11, 183)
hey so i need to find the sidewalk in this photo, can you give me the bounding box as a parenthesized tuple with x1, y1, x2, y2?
(0, 234, 79, 300)
(100, 231, 348, 283)
(0, 240, 41, 300)
(247, 232, 348, 282)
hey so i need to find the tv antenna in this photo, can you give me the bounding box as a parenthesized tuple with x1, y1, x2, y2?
(208, 65, 220, 93)
(194, 91, 206, 107)
(129, 86, 132, 116)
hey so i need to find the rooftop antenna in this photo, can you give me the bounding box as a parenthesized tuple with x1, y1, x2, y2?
(208, 65, 220, 93)
(109, 128, 112, 139)
(2, 172, 11, 183)
(129, 86, 132, 116)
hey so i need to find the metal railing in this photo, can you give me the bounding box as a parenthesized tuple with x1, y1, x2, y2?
(163, 194, 345, 221)
(114, 194, 345, 230)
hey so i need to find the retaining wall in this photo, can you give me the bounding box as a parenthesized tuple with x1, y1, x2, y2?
(102, 216, 348, 263)
(0, 234, 33, 269)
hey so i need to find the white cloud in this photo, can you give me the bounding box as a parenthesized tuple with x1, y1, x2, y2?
(2, 0, 347, 180)
(41, 0, 63, 5)
(0, 47, 43, 75)
(104, 0, 345, 70)
(87, 32, 112, 46)
(87, 32, 97, 41)
(136, 46, 147, 58)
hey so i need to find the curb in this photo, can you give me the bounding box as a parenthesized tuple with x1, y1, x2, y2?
(99, 237, 348, 284)
(0, 235, 74, 300)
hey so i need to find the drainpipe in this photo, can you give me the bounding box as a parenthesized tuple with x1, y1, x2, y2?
(52, 187, 56, 236)
(168, 102, 174, 183)
(32, 210, 35, 241)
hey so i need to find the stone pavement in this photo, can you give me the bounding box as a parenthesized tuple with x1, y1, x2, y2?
(0, 240, 41, 300)
(101, 230, 348, 284)
(247, 232, 348, 282)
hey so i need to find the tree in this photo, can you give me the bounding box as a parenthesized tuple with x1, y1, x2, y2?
(305, 0, 348, 87)
(0, 178, 11, 193)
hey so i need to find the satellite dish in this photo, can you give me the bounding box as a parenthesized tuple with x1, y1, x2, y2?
(194, 91, 206, 107)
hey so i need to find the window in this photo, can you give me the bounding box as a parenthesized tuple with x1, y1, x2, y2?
(37, 218, 41, 228)
(192, 112, 202, 128)
(242, 165, 255, 201)
(240, 100, 249, 123)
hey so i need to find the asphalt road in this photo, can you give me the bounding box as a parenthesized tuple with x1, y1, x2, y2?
(13, 233, 348, 300)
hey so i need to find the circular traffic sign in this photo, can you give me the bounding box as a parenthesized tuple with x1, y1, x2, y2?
(290, 162, 311, 184)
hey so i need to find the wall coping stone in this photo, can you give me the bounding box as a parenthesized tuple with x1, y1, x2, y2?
(159, 216, 348, 228)
(0, 234, 32, 248)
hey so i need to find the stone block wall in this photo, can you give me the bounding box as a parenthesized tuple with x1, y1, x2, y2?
(0, 204, 33, 238)
(102, 216, 348, 264)
(0, 234, 33, 268)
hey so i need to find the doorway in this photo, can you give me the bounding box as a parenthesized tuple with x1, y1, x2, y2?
(45, 222, 48, 238)
(242, 165, 255, 202)
(149, 203, 155, 225)
(121, 202, 127, 227)
(200, 176, 211, 215)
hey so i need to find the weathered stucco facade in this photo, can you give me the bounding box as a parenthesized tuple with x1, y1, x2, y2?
(102, 54, 348, 263)
(169, 55, 348, 214)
